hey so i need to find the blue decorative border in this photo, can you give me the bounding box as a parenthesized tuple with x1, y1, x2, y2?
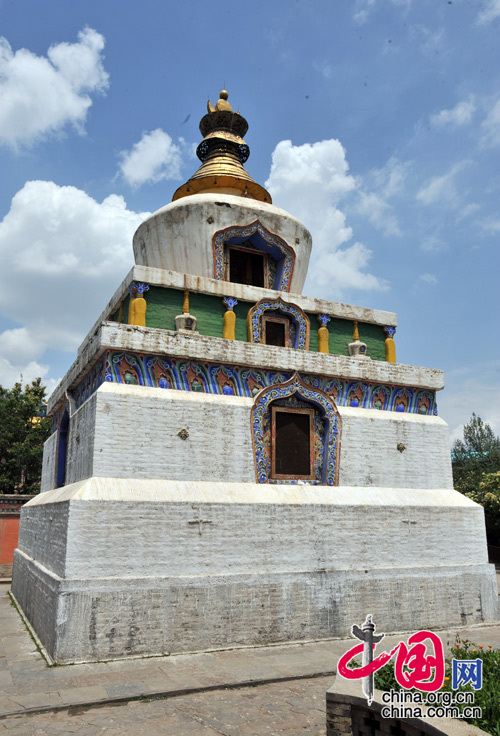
(72, 351, 438, 416)
(251, 373, 341, 485)
(213, 221, 296, 291)
(73, 354, 108, 410)
(248, 298, 310, 350)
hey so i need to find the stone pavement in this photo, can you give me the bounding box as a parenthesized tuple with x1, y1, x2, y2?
(1, 582, 500, 735)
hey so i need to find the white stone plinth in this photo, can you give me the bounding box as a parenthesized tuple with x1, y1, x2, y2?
(11, 478, 499, 664)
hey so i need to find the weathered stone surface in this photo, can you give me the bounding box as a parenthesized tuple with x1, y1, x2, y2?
(40, 432, 58, 493)
(47, 324, 442, 414)
(132, 193, 313, 294)
(11, 477, 498, 663)
(42, 384, 452, 492)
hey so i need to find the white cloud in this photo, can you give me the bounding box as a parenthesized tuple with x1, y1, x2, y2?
(420, 236, 448, 253)
(439, 361, 500, 441)
(480, 98, 500, 148)
(0, 357, 50, 388)
(355, 191, 401, 236)
(352, 157, 406, 236)
(371, 157, 408, 198)
(416, 161, 469, 207)
(456, 203, 480, 221)
(0, 327, 46, 364)
(313, 60, 333, 79)
(477, 0, 500, 25)
(410, 25, 445, 59)
(0, 28, 108, 149)
(430, 98, 475, 129)
(119, 129, 184, 186)
(417, 273, 438, 285)
(353, 0, 410, 24)
(411, 272, 438, 294)
(266, 139, 387, 297)
(481, 218, 500, 233)
(0, 180, 150, 386)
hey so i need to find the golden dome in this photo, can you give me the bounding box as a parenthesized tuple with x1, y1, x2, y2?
(173, 90, 271, 204)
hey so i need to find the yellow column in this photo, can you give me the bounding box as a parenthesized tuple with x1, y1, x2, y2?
(128, 282, 149, 327)
(182, 289, 190, 314)
(223, 297, 238, 340)
(384, 326, 397, 363)
(317, 314, 331, 354)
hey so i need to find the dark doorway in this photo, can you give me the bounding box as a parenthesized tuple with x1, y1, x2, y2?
(265, 319, 285, 347)
(56, 411, 69, 488)
(263, 316, 289, 347)
(271, 407, 314, 479)
(228, 246, 265, 287)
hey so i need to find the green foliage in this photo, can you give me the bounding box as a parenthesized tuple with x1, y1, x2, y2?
(373, 659, 400, 692)
(375, 637, 500, 735)
(466, 472, 500, 546)
(0, 378, 52, 494)
(452, 413, 500, 490)
(446, 638, 500, 734)
(452, 413, 500, 546)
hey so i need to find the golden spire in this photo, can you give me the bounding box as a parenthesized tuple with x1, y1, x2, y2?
(172, 90, 271, 203)
(207, 89, 232, 113)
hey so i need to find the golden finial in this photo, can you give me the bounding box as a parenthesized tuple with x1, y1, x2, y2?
(207, 89, 233, 113)
(353, 320, 360, 341)
(173, 88, 271, 204)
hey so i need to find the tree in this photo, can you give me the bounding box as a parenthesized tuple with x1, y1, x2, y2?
(452, 413, 500, 492)
(466, 472, 500, 547)
(0, 378, 52, 494)
(452, 414, 500, 546)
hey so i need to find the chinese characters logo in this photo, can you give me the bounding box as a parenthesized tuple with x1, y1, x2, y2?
(338, 614, 445, 704)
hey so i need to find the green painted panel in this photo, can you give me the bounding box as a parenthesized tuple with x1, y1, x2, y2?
(110, 295, 130, 323)
(145, 286, 183, 331)
(188, 292, 225, 338)
(305, 313, 319, 352)
(121, 295, 131, 323)
(330, 318, 386, 361)
(138, 285, 387, 360)
(359, 322, 387, 362)
(330, 318, 353, 357)
(234, 300, 251, 341)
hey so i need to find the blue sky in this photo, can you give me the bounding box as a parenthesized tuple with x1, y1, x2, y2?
(0, 0, 499, 441)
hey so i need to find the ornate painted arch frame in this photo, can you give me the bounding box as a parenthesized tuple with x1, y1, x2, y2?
(251, 373, 341, 486)
(212, 221, 296, 292)
(247, 298, 310, 349)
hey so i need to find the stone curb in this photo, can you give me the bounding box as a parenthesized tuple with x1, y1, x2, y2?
(0, 669, 337, 720)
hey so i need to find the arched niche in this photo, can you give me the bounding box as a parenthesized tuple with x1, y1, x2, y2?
(213, 221, 296, 292)
(251, 373, 341, 485)
(56, 409, 70, 488)
(247, 298, 310, 349)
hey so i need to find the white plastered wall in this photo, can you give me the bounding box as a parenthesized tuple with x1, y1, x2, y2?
(49, 382, 453, 490)
(337, 407, 453, 489)
(40, 432, 58, 493)
(91, 383, 256, 483)
(133, 193, 312, 294)
(12, 478, 498, 663)
(65, 394, 97, 485)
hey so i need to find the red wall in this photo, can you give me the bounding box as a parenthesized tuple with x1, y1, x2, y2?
(0, 516, 20, 564)
(0, 496, 34, 576)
